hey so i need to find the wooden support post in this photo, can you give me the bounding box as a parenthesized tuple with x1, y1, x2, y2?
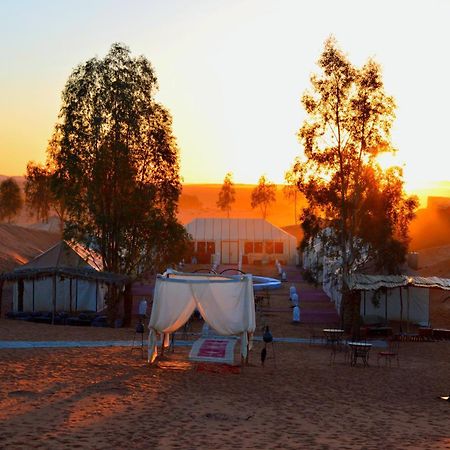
(406, 287, 410, 333)
(399, 287, 403, 334)
(69, 278, 73, 313)
(52, 274, 56, 325)
(384, 289, 388, 324)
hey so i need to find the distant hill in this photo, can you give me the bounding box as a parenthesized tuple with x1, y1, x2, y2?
(0, 175, 448, 251)
(416, 244, 450, 277)
(0, 174, 26, 186)
(178, 184, 306, 228)
(409, 198, 450, 251)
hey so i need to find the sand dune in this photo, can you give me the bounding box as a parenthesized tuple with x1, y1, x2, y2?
(179, 184, 305, 228)
(0, 224, 60, 272)
(0, 269, 449, 449)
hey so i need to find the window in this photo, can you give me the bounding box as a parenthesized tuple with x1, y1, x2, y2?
(197, 241, 206, 253)
(274, 242, 284, 253)
(207, 241, 215, 253)
(254, 241, 263, 253)
(265, 241, 274, 254)
(244, 241, 254, 253)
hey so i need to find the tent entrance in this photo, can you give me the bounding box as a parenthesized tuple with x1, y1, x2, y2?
(221, 241, 239, 264)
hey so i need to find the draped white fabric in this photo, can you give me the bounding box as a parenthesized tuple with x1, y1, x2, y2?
(148, 271, 255, 363)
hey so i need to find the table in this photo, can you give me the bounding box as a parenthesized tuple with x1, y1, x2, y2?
(348, 342, 372, 366)
(323, 329, 345, 345)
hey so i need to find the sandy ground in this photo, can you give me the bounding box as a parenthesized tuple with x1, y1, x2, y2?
(1, 267, 449, 449)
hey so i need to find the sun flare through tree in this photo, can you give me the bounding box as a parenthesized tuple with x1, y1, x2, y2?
(287, 37, 418, 327)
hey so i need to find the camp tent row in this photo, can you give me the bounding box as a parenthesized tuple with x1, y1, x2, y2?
(186, 218, 298, 265)
(302, 230, 450, 326)
(147, 270, 255, 363)
(1, 241, 127, 315)
(349, 274, 450, 326)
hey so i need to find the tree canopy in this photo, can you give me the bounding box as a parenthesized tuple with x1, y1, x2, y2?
(25, 162, 67, 228)
(251, 175, 276, 220)
(289, 37, 417, 279)
(43, 43, 189, 278)
(0, 178, 23, 223)
(216, 172, 236, 218)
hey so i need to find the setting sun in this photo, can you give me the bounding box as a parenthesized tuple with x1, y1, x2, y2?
(1, 1, 449, 203)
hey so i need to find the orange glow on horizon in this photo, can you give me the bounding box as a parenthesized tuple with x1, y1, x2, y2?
(1, 1, 449, 205)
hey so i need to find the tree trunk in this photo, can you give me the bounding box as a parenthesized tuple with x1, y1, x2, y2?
(341, 289, 361, 337)
(106, 284, 120, 326)
(123, 282, 133, 326)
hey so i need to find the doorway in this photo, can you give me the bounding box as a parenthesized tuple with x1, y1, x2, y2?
(221, 241, 239, 264)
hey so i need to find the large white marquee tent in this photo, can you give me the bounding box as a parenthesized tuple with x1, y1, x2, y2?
(186, 218, 298, 265)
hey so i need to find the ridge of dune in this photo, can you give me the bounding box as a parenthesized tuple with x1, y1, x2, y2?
(0, 224, 61, 272)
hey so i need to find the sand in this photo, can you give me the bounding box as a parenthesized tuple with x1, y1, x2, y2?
(1, 331, 449, 449)
(1, 268, 449, 449)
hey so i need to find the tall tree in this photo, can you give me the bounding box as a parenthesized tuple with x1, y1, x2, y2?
(0, 178, 23, 223)
(44, 43, 189, 283)
(25, 163, 51, 222)
(216, 172, 236, 218)
(24, 162, 67, 227)
(251, 175, 276, 220)
(283, 170, 301, 224)
(289, 37, 417, 321)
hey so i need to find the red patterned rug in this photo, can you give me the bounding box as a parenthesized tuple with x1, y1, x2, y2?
(189, 338, 236, 364)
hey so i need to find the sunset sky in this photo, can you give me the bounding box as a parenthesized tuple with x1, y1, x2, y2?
(1, 0, 449, 198)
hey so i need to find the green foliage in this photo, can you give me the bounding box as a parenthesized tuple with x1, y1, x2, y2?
(0, 178, 23, 223)
(291, 37, 418, 277)
(216, 172, 236, 218)
(25, 163, 51, 222)
(46, 43, 190, 277)
(24, 162, 66, 226)
(251, 175, 276, 220)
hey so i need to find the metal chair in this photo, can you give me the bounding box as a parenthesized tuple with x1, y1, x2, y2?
(131, 319, 145, 358)
(377, 339, 400, 367)
(309, 326, 324, 345)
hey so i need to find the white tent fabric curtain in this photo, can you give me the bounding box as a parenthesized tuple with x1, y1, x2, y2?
(14, 278, 105, 312)
(148, 270, 255, 363)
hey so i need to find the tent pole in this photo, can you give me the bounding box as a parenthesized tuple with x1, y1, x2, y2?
(18, 280, 24, 312)
(399, 287, 403, 334)
(385, 289, 388, 324)
(363, 290, 366, 316)
(406, 287, 410, 333)
(75, 279, 78, 311)
(69, 278, 73, 313)
(160, 333, 165, 358)
(52, 274, 56, 325)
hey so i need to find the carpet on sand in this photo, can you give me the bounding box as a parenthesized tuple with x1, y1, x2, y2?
(189, 338, 236, 364)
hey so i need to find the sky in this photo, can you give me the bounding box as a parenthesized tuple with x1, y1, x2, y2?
(1, 0, 449, 196)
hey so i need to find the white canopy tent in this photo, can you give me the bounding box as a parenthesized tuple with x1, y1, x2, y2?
(147, 270, 256, 363)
